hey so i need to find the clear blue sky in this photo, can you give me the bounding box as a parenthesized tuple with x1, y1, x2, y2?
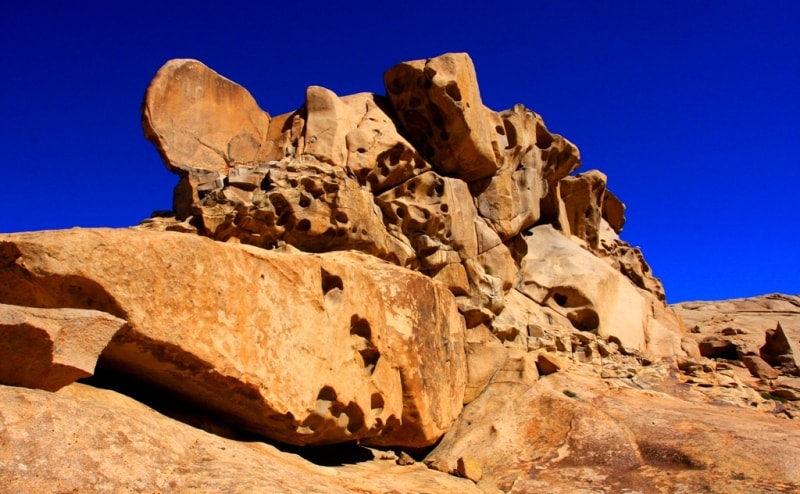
(1, 1, 797, 303)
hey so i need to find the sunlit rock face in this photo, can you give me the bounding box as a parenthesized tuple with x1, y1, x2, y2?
(12, 53, 798, 494)
(141, 53, 677, 358)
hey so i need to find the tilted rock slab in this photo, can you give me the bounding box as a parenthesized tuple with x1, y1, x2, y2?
(0, 228, 466, 447)
(0, 303, 125, 391)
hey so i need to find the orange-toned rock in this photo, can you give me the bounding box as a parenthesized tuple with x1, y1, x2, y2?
(0, 304, 125, 391)
(518, 225, 683, 355)
(142, 59, 270, 174)
(384, 53, 501, 182)
(0, 228, 466, 448)
(0, 383, 482, 494)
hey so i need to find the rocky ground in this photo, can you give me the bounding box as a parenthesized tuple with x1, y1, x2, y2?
(1, 53, 799, 493)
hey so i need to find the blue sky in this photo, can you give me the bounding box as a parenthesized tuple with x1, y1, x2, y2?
(1, 1, 797, 303)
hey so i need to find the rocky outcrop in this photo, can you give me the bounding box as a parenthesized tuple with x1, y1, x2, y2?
(5, 52, 798, 493)
(673, 294, 800, 415)
(426, 371, 800, 493)
(141, 53, 679, 359)
(0, 228, 466, 448)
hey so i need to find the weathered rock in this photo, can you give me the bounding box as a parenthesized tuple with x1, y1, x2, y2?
(0, 304, 125, 391)
(742, 354, 780, 380)
(384, 53, 501, 182)
(142, 59, 270, 174)
(0, 383, 481, 494)
(463, 325, 507, 404)
(601, 189, 626, 233)
(559, 170, 607, 251)
(761, 322, 800, 373)
(536, 352, 567, 376)
(518, 225, 683, 355)
(427, 372, 800, 493)
(456, 456, 482, 482)
(0, 228, 466, 448)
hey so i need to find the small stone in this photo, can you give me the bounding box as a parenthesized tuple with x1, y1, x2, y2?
(742, 355, 780, 380)
(396, 451, 415, 466)
(536, 352, 567, 375)
(456, 456, 483, 482)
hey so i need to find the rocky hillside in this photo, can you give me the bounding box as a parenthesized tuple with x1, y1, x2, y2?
(1, 53, 799, 493)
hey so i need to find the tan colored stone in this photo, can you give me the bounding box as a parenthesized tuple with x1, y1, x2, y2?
(341, 93, 431, 193)
(559, 170, 607, 251)
(456, 456, 483, 482)
(0, 383, 481, 494)
(536, 352, 567, 375)
(0, 228, 466, 448)
(142, 59, 270, 174)
(384, 53, 501, 181)
(0, 304, 125, 391)
(601, 189, 626, 234)
(304, 86, 358, 166)
(463, 325, 506, 404)
(427, 372, 800, 493)
(378, 171, 479, 262)
(518, 225, 682, 354)
(742, 354, 780, 380)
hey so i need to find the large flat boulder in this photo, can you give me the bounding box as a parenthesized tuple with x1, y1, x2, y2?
(0, 228, 466, 448)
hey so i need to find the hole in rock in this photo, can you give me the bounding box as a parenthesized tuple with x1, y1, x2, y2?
(298, 195, 311, 208)
(343, 402, 365, 433)
(535, 121, 553, 149)
(444, 81, 462, 102)
(296, 219, 311, 231)
(350, 315, 372, 339)
(320, 268, 344, 295)
(317, 385, 338, 402)
(567, 308, 600, 333)
(503, 119, 518, 149)
(359, 349, 380, 374)
(370, 393, 385, 410)
(638, 442, 706, 470)
(553, 293, 568, 307)
(334, 212, 348, 224)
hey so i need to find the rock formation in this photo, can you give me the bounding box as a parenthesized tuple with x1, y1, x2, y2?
(2, 53, 799, 493)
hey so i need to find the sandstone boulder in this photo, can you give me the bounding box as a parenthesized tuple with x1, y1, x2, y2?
(0, 303, 125, 391)
(384, 53, 501, 182)
(0, 228, 466, 448)
(142, 59, 270, 174)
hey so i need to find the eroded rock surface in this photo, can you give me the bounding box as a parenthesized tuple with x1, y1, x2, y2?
(0, 383, 481, 494)
(140, 53, 678, 362)
(4, 52, 795, 493)
(0, 228, 466, 448)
